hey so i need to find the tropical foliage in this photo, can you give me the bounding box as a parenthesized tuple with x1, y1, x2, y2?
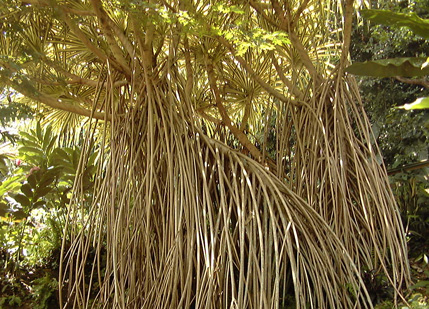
(0, 0, 414, 308)
(347, 8, 429, 109)
(348, 0, 428, 241)
(0, 122, 97, 307)
(348, 3, 429, 307)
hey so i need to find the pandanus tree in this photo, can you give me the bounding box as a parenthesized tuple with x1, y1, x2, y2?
(0, 0, 410, 307)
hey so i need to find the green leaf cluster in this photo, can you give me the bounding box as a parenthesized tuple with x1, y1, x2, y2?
(350, 2, 429, 259)
(0, 121, 97, 271)
(218, 27, 290, 56)
(347, 9, 429, 109)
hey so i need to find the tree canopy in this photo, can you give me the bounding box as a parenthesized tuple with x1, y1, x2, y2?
(0, 0, 411, 308)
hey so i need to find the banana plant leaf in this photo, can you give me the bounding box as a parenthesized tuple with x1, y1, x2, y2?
(346, 57, 429, 77)
(361, 9, 429, 40)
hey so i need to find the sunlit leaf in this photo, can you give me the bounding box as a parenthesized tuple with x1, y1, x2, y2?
(396, 97, 429, 110)
(19, 146, 45, 158)
(20, 139, 42, 149)
(19, 131, 38, 143)
(0, 175, 24, 196)
(46, 136, 58, 155)
(422, 57, 429, 69)
(36, 121, 42, 141)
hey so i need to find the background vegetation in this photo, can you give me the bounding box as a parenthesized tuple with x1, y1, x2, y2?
(349, 1, 429, 306)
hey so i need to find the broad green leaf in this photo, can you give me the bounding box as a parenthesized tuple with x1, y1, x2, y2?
(21, 183, 33, 197)
(55, 148, 69, 158)
(36, 121, 42, 141)
(14, 193, 31, 207)
(38, 170, 59, 188)
(46, 137, 57, 155)
(34, 186, 52, 200)
(71, 148, 80, 167)
(0, 156, 7, 175)
(88, 151, 98, 167)
(0, 202, 10, 217)
(19, 146, 45, 157)
(396, 97, 429, 110)
(361, 9, 429, 40)
(19, 131, 38, 143)
(33, 200, 45, 209)
(50, 148, 70, 164)
(410, 281, 429, 289)
(12, 209, 28, 220)
(28, 173, 38, 189)
(42, 126, 53, 151)
(0, 175, 24, 196)
(21, 139, 42, 149)
(346, 57, 429, 77)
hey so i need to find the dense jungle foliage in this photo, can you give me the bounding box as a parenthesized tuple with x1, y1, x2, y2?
(0, 0, 427, 308)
